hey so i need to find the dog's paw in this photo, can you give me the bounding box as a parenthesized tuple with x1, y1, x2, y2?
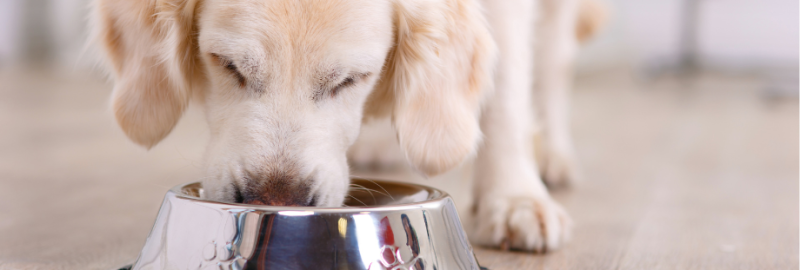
(348, 118, 404, 172)
(471, 195, 572, 252)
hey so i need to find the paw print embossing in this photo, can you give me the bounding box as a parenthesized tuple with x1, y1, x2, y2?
(198, 240, 242, 269)
(369, 245, 424, 270)
(196, 214, 243, 269)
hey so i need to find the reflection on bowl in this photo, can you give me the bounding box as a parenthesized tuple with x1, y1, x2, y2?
(122, 178, 483, 270)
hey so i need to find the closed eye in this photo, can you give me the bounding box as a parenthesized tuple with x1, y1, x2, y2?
(210, 53, 246, 87)
(315, 73, 370, 101)
(332, 76, 356, 96)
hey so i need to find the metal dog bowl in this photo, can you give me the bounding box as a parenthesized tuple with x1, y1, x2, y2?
(120, 178, 483, 270)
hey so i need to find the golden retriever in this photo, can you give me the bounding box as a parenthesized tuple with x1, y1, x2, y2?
(92, 0, 604, 252)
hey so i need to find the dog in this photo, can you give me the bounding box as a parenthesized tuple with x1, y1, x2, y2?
(92, 0, 604, 252)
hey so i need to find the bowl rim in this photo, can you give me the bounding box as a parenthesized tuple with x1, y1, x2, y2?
(169, 177, 454, 213)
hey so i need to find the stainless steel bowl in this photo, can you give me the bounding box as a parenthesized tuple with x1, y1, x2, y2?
(121, 178, 484, 270)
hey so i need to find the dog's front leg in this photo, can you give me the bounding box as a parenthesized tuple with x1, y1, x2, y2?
(534, 0, 582, 187)
(470, 0, 572, 252)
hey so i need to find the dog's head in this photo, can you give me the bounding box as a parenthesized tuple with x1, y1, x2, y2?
(94, 0, 495, 206)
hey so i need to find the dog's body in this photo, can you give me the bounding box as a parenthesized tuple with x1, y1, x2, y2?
(93, 0, 603, 252)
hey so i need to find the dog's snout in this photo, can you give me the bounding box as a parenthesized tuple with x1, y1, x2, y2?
(242, 193, 312, 206)
(239, 171, 314, 206)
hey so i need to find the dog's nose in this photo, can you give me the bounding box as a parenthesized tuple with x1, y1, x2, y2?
(242, 193, 313, 206)
(239, 172, 314, 206)
(241, 186, 314, 206)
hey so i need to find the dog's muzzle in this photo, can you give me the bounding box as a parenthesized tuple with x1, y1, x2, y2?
(236, 170, 314, 206)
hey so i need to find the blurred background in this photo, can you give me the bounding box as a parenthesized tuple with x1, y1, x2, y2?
(0, 0, 797, 269)
(2, 0, 798, 79)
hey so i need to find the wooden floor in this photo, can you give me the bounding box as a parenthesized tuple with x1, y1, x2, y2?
(0, 67, 796, 269)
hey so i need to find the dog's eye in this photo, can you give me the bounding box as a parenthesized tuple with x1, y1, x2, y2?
(320, 72, 373, 101)
(223, 61, 246, 87)
(211, 53, 246, 87)
(315, 75, 359, 101)
(331, 76, 356, 96)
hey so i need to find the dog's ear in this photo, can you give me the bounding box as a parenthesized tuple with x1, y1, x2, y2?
(93, 0, 202, 148)
(365, 0, 497, 176)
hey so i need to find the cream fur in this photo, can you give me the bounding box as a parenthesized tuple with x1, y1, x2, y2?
(92, 0, 202, 148)
(92, 0, 601, 252)
(364, 0, 496, 176)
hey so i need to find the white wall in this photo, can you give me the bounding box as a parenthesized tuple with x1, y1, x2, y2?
(0, 0, 92, 68)
(1, 0, 797, 72)
(0, 0, 24, 65)
(699, 0, 799, 68)
(577, 0, 799, 72)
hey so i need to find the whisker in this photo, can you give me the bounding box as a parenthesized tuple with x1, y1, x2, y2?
(349, 185, 378, 202)
(349, 184, 393, 199)
(362, 179, 394, 200)
(347, 194, 367, 207)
